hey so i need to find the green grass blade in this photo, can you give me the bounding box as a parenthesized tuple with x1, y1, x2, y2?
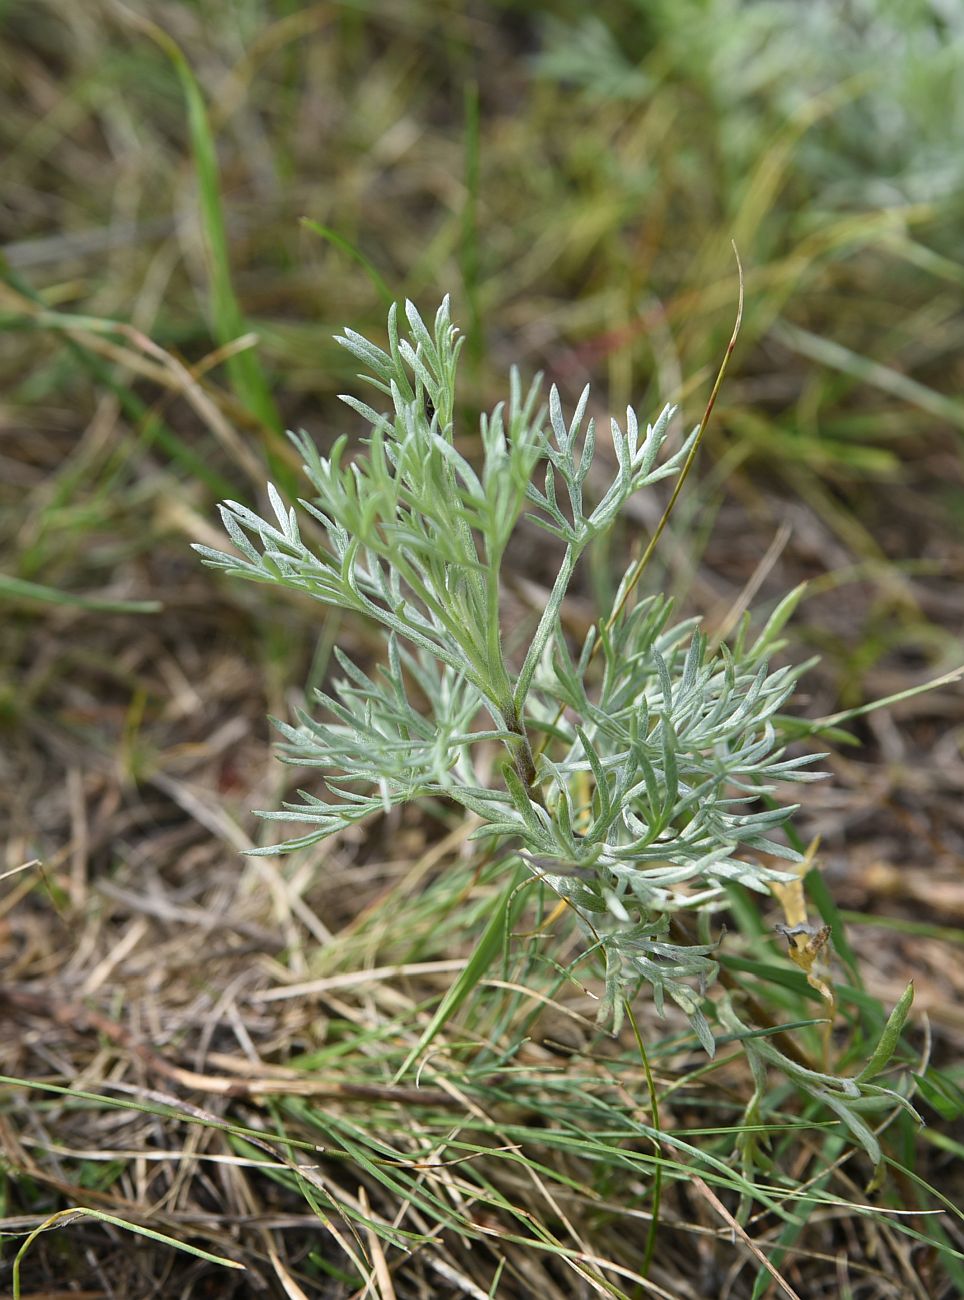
(0, 573, 161, 614)
(12, 1207, 243, 1295)
(856, 982, 913, 1082)
(461, 79, 482, 367)
(774, 320, 964, 433)
(0, 263, 236, 496)
(838, 910, 964, 945)
(810, 664, 964, 731)
(749, 1182, 832, 1300)
(720, 956, 884, 1018)
(301, 219, 393, 306)
(0, 1074, 316, 1151)
(912, 1068, 964, 1122)
(137, 18, 281, 442)
(394, 864, 530, 1080)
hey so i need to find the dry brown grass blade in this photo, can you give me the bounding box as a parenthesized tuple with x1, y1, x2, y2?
(689, 1175, 803, 1300)
(0, 987, 460, 1108)
(0, 280, 271, 481)
(604, 244, 746, 635)
(709, 520, 793, 650)
(358, 1185, 398, 1300)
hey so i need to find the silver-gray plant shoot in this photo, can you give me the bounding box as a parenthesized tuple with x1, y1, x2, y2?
(195, 300, 917, 1171)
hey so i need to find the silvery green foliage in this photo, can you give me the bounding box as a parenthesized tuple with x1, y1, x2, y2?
(195, 298, 823, 1053)
(718, 993, 921, 1187)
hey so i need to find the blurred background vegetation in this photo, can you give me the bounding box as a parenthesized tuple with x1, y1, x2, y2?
(2, 1, 963, 1296)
